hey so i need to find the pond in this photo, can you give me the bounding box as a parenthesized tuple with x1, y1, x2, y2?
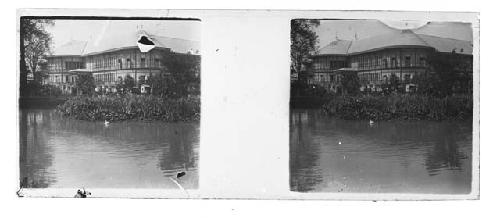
(19, 109, 199, 189)
(290, 109, 472, 194)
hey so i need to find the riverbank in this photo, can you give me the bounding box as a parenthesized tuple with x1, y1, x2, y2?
(322, 94, 473, 121)
(56, 95, 200, 122)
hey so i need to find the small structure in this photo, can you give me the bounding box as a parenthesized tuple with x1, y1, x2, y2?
(140, 84, 151, 94)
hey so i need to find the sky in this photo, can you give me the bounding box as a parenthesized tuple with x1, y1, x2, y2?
(316, 19, 473, 48)
(44, 19, 472, 52)
(45, 19, 201, 51)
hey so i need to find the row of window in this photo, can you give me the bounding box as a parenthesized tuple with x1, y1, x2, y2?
(94, 73, 149, 83)
(313, 60, 346, 70)
(315, 72, 415, 85)
(48, 74, 76, 83)
(48, 60, 83, 72)
(352, 55, 427, 70)
(90, 56, 161, 70)
(314, 55, 428, 71)
(48, 56, 162, 73)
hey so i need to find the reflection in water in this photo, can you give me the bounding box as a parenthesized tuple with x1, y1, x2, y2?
(19, 109, 199, 189)
(290, 110, 472, 194)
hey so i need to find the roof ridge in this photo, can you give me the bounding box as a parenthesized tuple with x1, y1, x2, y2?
(346, 40, 353, 54)
(411, 31, 432, 48)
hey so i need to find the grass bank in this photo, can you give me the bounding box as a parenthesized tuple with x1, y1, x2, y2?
(56, 94, 200, 122)
(322, 94, 473, 121)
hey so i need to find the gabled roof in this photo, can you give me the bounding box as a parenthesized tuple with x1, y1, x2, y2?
(152, 35, 200, 54)
(52, 40, 87, 56)
(83, 30, 199, 56)
(317, 29, 472, 56)
(318, 39, 352, 55)
(348, 30, 431, 54)
(49, 30, 199, 57)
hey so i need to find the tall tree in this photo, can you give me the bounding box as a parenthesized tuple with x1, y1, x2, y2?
(20, 18, 54, 96)
(290, 19, 320, 82)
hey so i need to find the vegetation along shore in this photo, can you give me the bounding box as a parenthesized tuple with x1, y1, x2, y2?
(321, 94, 472, 121)
(57, 94, 200, 122)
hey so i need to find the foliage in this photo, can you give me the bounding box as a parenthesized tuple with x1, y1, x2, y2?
(23, 83, 62, 97)
(291, 81, 328, 97)
(414, 53, 473, 97)
(57, 94, 200, 122)
(123, 75, 135, 91)
(290, 19, 319, 82)
(20, 18, 54, 96)
(149, 52, 201, 98)
(340, 72, 360, 95)
(322, 94, 473, 121)
(75, 74, 95, 95)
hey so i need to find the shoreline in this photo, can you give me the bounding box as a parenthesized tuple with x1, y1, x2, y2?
(291, 94, 473, 121)
(56, 94, 200, 122)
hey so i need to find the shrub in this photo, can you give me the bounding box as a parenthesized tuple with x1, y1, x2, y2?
(322, 94, 473, 121)
(56, 94, 200, 122)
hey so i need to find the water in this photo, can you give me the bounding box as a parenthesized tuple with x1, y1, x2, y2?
(19, 109, 199, 189)
(290, 109, 472, 194)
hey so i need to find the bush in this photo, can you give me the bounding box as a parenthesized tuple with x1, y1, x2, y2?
(322, 94, 473, 121)
(56, 94, 200, 122)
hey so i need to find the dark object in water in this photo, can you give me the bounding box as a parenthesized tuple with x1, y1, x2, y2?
(74, 189, 91, 198)
(176, 172, 186, 178)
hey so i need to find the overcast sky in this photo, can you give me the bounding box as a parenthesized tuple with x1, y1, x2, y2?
(45, 19, 472, 52)
(46, 19, 201, 50)
(317, 19, 473, 48)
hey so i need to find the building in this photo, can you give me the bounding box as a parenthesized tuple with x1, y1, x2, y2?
(308, 29, 473, 93)
(44, 29, 200, 95)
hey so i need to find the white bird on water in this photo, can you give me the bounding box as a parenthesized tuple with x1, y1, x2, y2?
(104, 120, 110, 126)
(369, 120, 375, 126)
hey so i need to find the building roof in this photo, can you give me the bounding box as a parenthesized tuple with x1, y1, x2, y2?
(318, 39, 352, 55)
(416, 34, 472, 55)
(50, 30, 199, 57)
(317, 29, 472, 56)
(52, 40, 88, 56)
(152, 35, 201, 54)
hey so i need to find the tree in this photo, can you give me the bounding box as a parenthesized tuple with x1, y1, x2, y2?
(20, 18, 54, 96)
(340, 72, 360, 95)
(389, 74, 400, 93)
(75, 74, 95, 95)
(153, 52, 200, 98)
(291, 19, 319, 82)
(414, 53, 473, 97)
(123, 75, 135, 92)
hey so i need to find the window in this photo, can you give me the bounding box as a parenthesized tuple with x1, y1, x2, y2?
(154, 58, 160, 67)
(419, 57, 426, 66)
(127, 58, 131, 68)
(391, 57, 397, 68)
(383, 59, 388, 68)
(118, 59, 123, 69)
(140, 58, 146, 68)
(330, 61, 335, 69)
(405, 56, 411, 67)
